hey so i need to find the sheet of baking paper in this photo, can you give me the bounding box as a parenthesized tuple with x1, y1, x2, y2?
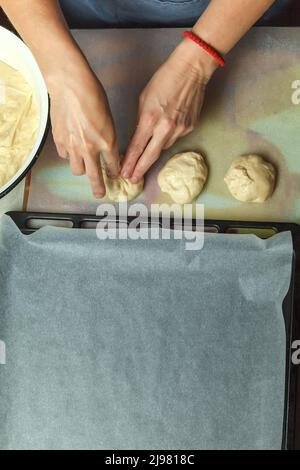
(0, 215, 293, 450)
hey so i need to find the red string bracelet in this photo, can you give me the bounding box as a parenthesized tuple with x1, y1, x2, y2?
(183, 31, 225, 68)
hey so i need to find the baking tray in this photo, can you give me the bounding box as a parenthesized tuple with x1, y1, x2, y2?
(5, 211, 300, 450)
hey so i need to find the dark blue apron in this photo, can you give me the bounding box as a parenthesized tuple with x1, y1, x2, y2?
(59, 0, 294, 28)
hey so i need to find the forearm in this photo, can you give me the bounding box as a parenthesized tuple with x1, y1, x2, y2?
(175, 0, 276, 82)
(193, 0, 276, 55)
(0, 0, 87, 88)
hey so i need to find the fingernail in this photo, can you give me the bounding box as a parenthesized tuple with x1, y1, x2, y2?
(131, 176, 138, 184)
(122, 170, 129, 179)
(94, 192, 105, 199)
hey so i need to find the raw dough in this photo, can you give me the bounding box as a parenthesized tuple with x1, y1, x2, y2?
(224, 155, 276, 203)
(0, 61, 39, 188)
(103, 171, 144, 202)
(157, 152, 208, 204)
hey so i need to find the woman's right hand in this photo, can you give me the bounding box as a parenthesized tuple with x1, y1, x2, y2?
(47, 61, 120, 199)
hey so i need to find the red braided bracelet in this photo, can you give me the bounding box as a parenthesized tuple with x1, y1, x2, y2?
(183, 31, 225, 68)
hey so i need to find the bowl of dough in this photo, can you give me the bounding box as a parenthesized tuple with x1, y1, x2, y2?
(0, 26, 49, 199)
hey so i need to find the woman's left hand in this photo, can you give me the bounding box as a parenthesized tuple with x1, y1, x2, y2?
(121, 39, 218, 183)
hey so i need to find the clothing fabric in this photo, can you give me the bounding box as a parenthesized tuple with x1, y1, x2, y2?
(59, 0, 295, 28)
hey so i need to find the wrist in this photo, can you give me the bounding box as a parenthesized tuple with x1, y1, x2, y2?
(173, 38, 219, 83)
(42, 47, 90, 94)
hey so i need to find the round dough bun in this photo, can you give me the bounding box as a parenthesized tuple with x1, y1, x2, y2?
(103, 171, 144, 203)
(157, 152, 208, 204)
(224, 155, 276, 203)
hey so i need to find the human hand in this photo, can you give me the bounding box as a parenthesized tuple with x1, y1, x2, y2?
(121, 39, 217, 183)
(48, 60, 120, 198)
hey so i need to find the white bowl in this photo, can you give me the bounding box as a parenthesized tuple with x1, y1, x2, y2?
(0, 26, 49, 199)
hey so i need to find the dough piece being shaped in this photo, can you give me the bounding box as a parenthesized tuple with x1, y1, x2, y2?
(0, 61, 39, 188)
(103, 171, 144, 202)
(224, 155, 276, 203)
(158, 152, 208, 204)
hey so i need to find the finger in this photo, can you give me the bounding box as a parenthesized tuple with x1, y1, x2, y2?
(67, 139, 86, 176)
(163, 125, 194, 150)
(69, 152, 86, 176)
(84, 153, 106, 199)
(163, 128, 185, 150)
(130, 128, 170, 183)
(52, 126, 67, 159)
(163, 131, 182, 150)
(102, 139, 120, 179)
(56, 142, 68, 160)
(121, 113, 156, 179)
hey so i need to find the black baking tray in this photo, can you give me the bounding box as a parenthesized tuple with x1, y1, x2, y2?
(6, 211, 300, 450)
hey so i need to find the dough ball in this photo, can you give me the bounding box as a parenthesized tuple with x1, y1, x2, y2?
(103, 171, 144, 202)
(224, 155, 276, 203)
(157, 152, 208, 204)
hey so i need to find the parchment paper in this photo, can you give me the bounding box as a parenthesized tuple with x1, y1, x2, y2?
(0, 215, 293, 450)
